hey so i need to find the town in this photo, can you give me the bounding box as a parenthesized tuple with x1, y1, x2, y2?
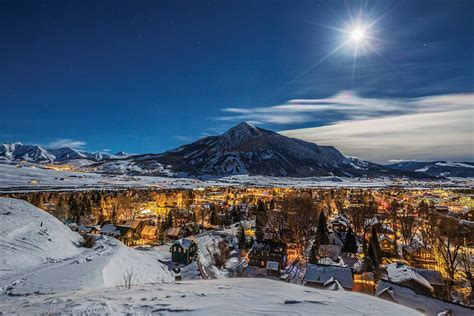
(4, 186, 473, 313)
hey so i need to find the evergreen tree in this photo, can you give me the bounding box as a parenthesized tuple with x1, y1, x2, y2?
(255, 200, 268, 242)
(342, 227, 358, 253)
(365, 226, 382, 273)
(238, 225, 246, 249)
(209, 205, 218, 226)
(315, 210, 329, 246)
(309, 243, 319, 264)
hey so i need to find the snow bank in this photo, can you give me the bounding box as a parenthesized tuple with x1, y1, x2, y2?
(102, 241, 173, 287)
(0, 278, 421, 315)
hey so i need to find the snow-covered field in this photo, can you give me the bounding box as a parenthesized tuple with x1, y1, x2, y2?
(1, 163, 470, 192)
(0, 277, 421, 315)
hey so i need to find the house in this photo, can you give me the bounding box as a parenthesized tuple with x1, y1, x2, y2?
(140, 225, 159, 242)
(248, 241, 287, 271)
(183, 222, 200, 236)
(379, 235, 396, 257)
(330, 215, 350, 233)
(414, 268, 445, 298)
(100, 224, 120, 237)
(124, 220, 143, 231)
(403, 242, 437, 270)
(328, 232, 344, 246)
(116, 225, 135, 246)
(303, 263, 354, 290)
(78, 225, 101, 235)
(265, 260, 280, 277)
(319, 244, 342, 259)
(384, 263, 433, 296)
(165, 227, 184, 240)
(376, 279, 473, 315)
(170, 237, 198, 265)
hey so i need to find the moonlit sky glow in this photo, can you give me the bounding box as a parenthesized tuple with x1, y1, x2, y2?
(1, 0, 473, 163)
(351, 28, 365, 42)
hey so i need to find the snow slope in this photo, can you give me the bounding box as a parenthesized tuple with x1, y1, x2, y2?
(0, 198, 83, 277)
(0, 278, 420, 315)
(0, 198, 173, 295)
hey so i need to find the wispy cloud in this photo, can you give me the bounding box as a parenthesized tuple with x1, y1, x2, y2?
(218, 91, 473, 126)
(280, 107, 473, 163)
(218, 91, 473, 163)
(174, 135, 193, 142)
(47, 139, 87, 149)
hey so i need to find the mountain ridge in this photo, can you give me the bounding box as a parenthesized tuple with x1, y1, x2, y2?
(0, 143, 126, 163)
(2, 122, 471, 178)
(91, 122, 439, 179)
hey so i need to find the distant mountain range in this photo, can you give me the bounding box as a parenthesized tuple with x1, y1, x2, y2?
(2, 123, 472, 178)
(0, 143, 128, 163)
(387, 161, 474, 178)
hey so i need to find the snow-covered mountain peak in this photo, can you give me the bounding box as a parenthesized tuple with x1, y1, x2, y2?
(220, 121, 262, 147)
(115, 151, 128, 156)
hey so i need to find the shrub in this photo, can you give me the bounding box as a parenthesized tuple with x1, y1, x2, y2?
(82, 234, 96, 248)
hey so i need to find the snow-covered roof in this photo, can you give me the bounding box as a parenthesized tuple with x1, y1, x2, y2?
(166, 227, 182, 237)
(140, 225, 158, 236)
(125, 220, 141, 229)
(385, 263, 433, 292)
(414, 268, 444, 286)
(265, 261, 279, 271)
(174, 238, 196, 249)
(101, 224, 119, 236)
(304, 263, 353, 289)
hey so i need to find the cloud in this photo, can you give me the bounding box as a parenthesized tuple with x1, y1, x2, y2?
(218, 91, 473, 163)
(219, 91, 474, 126)
(47, 139, 87, 149)
(281, 109, 473, 163)
(174, 135, 193, 142)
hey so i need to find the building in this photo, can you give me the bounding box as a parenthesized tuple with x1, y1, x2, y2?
(379, 235, 396, 257)
(377, 279, 472, 315)
(171, 237, 198, 265)
(303, 263, 354, 290)
(165, 227, 184, 240)
(414, 268, 446, 298)
(403, 242, 437, 270)
(384, 263, 434, 296)
(139, 225, 159, 243)
(248, 241, 287, 271)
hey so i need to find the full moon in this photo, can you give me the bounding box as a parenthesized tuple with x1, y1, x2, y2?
(351, 28, 365, 42)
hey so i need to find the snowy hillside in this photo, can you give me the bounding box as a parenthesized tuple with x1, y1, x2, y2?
(0, 278, 420, 315)
(0, 198, 173, 295)
(0, 198, 82, 276)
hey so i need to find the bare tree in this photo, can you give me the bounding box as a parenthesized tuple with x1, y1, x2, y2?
(115, 269, 136, 289)
(398, 215, 417, 246)
(418, 213, 462, 297)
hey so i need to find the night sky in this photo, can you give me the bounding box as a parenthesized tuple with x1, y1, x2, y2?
(1, 1, 473, 162)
